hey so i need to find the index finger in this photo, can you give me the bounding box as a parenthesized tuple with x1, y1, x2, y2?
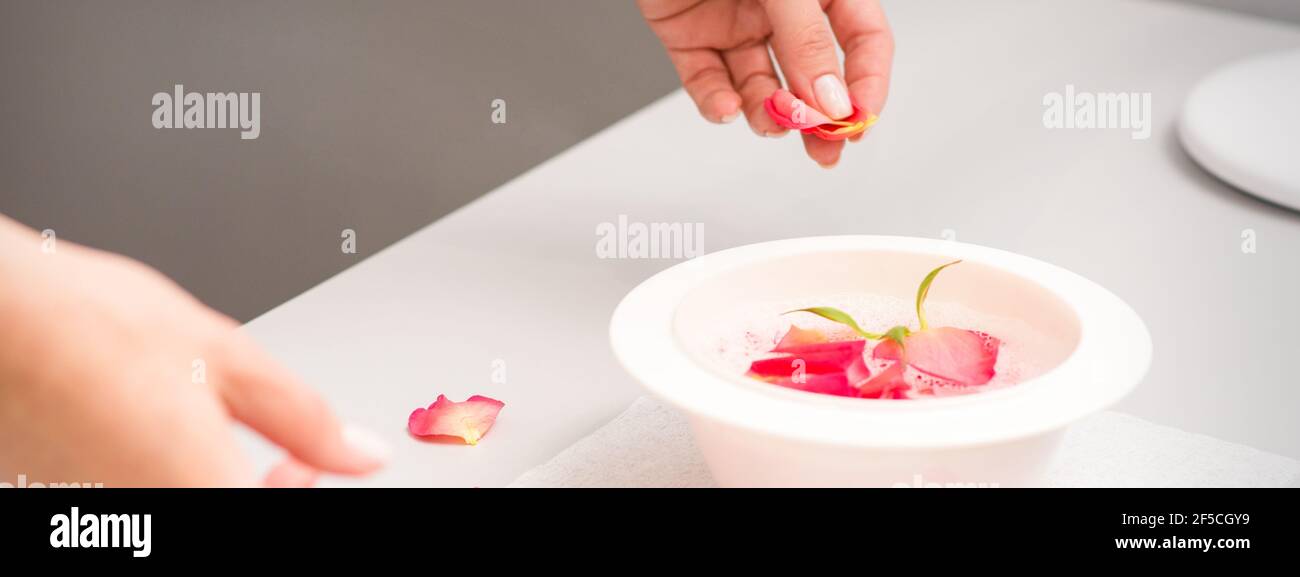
(761, 0, 853, 119)
(218, 333, 390, 476)
(826, 0, 894, 117)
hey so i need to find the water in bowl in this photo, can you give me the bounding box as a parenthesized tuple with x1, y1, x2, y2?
(701, 293, 1065, 399)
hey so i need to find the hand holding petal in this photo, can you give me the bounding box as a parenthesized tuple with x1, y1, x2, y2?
(763, 89, 877, 141)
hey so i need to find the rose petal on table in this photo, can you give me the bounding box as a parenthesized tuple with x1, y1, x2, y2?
(408, 394, 506, 445)
(903, 327, 1000, 387)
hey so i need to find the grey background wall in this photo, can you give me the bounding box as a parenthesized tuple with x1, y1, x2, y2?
(1177, 0, 1300, 22)
(0, 0, 1293, 322)
(0, 0, 680, 321)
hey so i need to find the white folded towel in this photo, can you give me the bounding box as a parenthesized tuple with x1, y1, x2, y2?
(511, 397, 1300, 488)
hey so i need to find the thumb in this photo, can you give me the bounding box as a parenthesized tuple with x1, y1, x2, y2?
(218, 335, 390, 476)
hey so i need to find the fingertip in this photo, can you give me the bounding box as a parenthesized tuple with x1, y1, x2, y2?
(721, 42, 787, 137)
(263, 458, 319, 488)
(218, 340, 388, 476)
(746, 113, 789, 138)
(290, 423, 388, 477)
(849, 75, 890, 120)
(813, 73, 854, 120)
(704, 91, 743, 124)
(802, 134, 844, 167)
(341, 423, 392, 472)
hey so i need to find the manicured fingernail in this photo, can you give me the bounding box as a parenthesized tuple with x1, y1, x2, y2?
(720, 111, 740, 124)
(813, 74, 853, 119)
(343, 424, 392, 465)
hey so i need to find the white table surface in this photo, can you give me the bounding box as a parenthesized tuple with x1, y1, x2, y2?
(241, 0, 1300, 486)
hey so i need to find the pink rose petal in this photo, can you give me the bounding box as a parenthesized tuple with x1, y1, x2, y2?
(772, 325, 830, 353)
(763, 372, 860, 398)
(748, 331, 870, 398)
(764, 88, 834, 129)
(901, 328, 1000, 387)
(871, 338, 904, 362)
(748, 340, 865, 377)
(845, 349, 872, 388)
(408, 394, 505, 445)
(856, 361, 908, 399)
(750, 322, 1001, 399)
(762, 89, 878, 141)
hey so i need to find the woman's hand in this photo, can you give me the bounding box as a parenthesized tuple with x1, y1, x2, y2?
(639, 0, 894, 167)
(0, 216, 388, 487)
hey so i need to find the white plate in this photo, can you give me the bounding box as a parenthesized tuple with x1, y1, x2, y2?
(1181, 49, 1300, 211)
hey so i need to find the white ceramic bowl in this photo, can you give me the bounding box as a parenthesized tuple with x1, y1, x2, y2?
(610, 236, 1151, 487)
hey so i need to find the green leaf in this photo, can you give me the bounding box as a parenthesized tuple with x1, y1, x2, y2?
(785, 307, 884, 340)
(884, 325, 911, 347)
(916, 260, 962, 331)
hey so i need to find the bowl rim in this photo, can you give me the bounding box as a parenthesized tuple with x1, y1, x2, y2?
(609, 235, 1152, 449)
